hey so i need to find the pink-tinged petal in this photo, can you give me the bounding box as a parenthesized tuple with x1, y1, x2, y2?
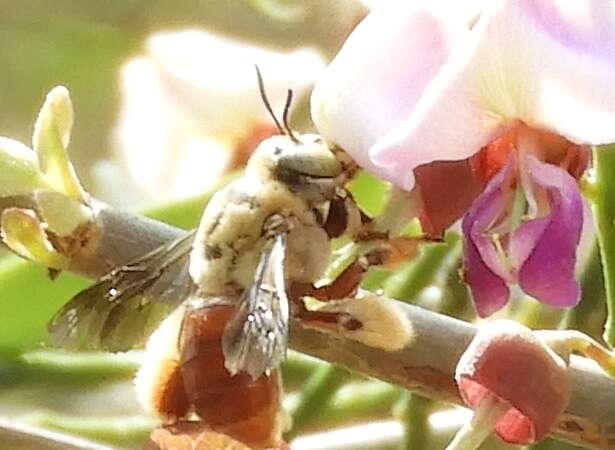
(462, 159, 515, 317)
(370, 0, 615, 189)
(509, 0, 615, 145)
(369, 62, 507, 189)
(508, 218, 549, 271)
(463, 234, 510, 318)
(514, 155, 583, 307)
(311, 1, 468, 178)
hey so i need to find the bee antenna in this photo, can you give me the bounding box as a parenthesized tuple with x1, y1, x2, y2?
(283, 89, 300, 143)
(255, 65, 285, 135)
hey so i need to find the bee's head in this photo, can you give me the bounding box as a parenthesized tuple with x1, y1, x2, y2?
(248, 66, 354, 203)
(248, 133, 349, 203)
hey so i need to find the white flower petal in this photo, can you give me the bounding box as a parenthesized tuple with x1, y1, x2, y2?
(311, 0, 469, 178)
(148, 30, 325, 138)
(115, 31, 326, 203)
(370, 0, 615, 189)
(507, 0, 615, 145)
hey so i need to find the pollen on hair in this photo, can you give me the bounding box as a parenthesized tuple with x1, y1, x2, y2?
(303, 292, 415, 351)
(134, 306, 188, 420)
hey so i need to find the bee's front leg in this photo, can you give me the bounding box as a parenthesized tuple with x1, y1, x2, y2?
(356, 234, 426, 269)
(326, 190, 425, 271)
(288, 290, 364, 331)
(288, 261, 368, 331)
(290, 261, 365, 301)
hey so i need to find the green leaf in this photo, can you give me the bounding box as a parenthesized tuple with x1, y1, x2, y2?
(0, 257, 87, 354)
(286, 365, 350, 439)
(591, 144, 615, 346)
(347, 170, 389, 217)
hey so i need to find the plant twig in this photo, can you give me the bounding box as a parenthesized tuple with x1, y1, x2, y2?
(7, 203, 615, 450)
(0, 417, 116, 450)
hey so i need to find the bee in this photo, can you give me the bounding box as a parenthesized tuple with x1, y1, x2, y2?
(48, 69, 375, 449)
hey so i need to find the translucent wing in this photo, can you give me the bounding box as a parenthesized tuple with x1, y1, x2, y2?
(48, 231, 197, 351)
(222, 233, 289, 379)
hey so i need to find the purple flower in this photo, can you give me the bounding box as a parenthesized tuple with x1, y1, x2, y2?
(311, 0, 615, 315)
(463, 148, 584, 316)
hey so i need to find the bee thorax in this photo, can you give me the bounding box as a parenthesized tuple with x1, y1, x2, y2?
(189, 171, 329, 292)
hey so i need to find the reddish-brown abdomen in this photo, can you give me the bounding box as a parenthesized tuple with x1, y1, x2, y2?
(180, 305, 282, 449)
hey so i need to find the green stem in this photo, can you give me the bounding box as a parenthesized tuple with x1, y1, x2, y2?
(561, 242, 606, 339)
(282, 351, 326, 388)
(19, 350, 140, 379)
(0, 417, 114, 450)
(515, 299, 564, 330)
(286, 365, 350, 439)
(318, 381, 401, 426)
(0, 351, 140, 386)
(385, 233, 460, 303)
(590, 144, 615, 346)
(24, 413, 155, 445)
(395, 392, 431, 450)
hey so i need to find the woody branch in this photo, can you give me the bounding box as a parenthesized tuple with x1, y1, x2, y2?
(12, 200, 615, 450)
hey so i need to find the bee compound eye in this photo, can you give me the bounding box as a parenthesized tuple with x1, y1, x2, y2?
(277, 143, 342, 178)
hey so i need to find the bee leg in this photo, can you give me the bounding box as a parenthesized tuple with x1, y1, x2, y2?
(290, 296, 363, 331)
(288, 262, 367, 330)
(290, 261, 365, 301)
(362, 236, 423, 270)
(287, 238, 419, 331)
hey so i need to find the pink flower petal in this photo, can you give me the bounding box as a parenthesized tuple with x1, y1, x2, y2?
(462, 158, 516, 317)
(369, 54, 507, 190)
(514, 155, 583, 307)
(311, 2, 468, 178)
(367, 0, 615, 189)
(456, 320, 571, 445)
(510, 0, 615, 145)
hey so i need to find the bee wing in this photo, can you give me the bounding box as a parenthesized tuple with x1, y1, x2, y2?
(222, 233, 289, 379)
(48, 231, 197, 351)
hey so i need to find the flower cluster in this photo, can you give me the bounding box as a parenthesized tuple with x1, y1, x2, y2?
(312, 0, 615, 316)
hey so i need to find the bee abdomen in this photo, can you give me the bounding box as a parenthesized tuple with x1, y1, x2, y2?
(180, 305, 283, 449)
